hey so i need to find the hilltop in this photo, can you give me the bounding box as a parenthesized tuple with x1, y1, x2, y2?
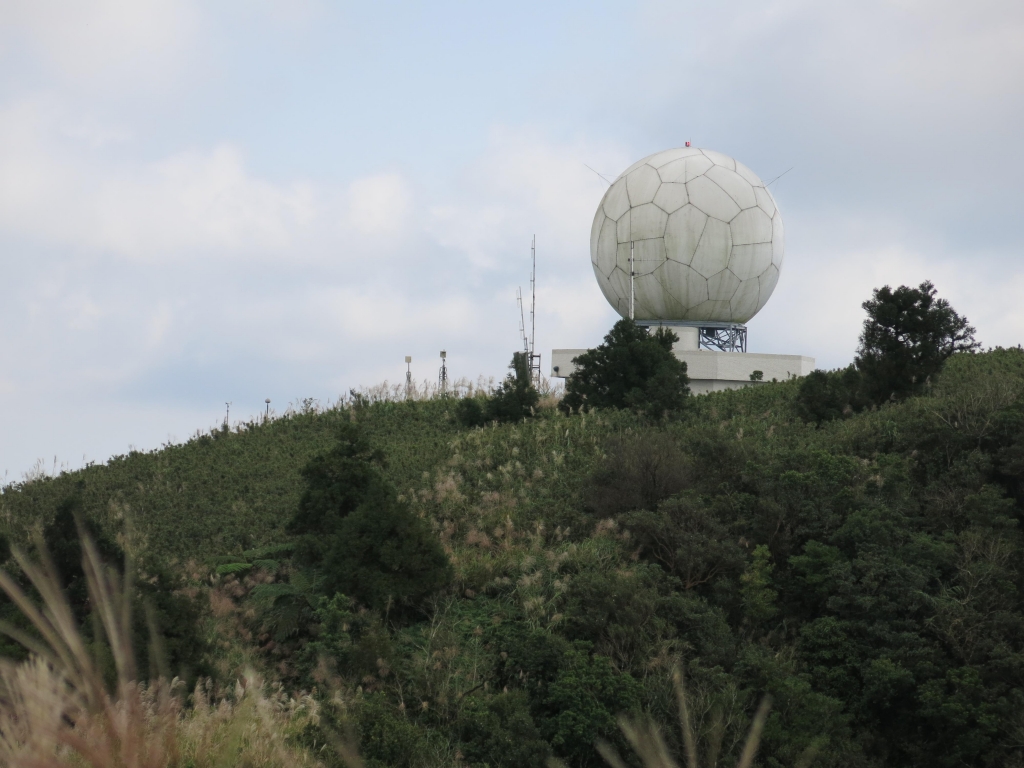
(3, 348, 1024, 768)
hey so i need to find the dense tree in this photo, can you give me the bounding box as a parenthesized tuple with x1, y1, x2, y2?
(288, 424, 452, 612)
(454, 691, 551, 768)
(797, 282, 978, 422)
(585, 431, 689, 516)
(458, 351, 540, 427)
(620, 495, 744, 591)
(560, 319, 689, 416)
(794, 365, 869, 423)
(288, 423, 386, 564)
(321, 481, 453, 611)
(856, 280, 979, 403)
(492, 627, 642, 768)
(487, 351, 540, 422)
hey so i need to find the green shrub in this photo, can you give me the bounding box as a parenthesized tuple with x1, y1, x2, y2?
(794, 366, 868, 423)
(740, 544, 778, 626)
(357, 693, 443, 768)
(42, 494, 122, 623)
(456, 396, 487, 428)
(491, 626, 641, 768)
(487, 352, 540, 423)
(561, 319, 689, 417)
(322, 484, 453, 612)
(540, 646, 643, 768)
(586, 431, 689, 515)
(288, 423, 387, 565)
(2, 493, 212, 684)
(455, 690, 550, 768)
(562, 562, 708, 673)
(458, 352, 539, 427)
(620, 494, 744, 591)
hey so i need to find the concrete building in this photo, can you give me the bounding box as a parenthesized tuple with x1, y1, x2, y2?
(552, 342, 814, 395)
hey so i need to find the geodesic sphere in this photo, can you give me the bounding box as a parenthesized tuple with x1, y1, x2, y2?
(590, 147, 783, 324)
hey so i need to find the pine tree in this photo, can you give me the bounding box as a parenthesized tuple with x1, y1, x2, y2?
(561, 319, 689, 417)
(856, 281, 979, 403)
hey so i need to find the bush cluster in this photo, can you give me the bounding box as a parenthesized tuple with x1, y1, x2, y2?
(457, 351, 540, 427)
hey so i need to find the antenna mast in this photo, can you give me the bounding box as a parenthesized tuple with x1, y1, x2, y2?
(517, 287, 529, 354)
(629, 240, 635, 321)
(516, 238, 543, 388)
(529, 235, 541, 387)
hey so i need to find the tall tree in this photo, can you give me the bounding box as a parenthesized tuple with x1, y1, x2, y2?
(560, 319, 689, 417)
(288, 424, 452, 611)
(855, 280, 979, 403)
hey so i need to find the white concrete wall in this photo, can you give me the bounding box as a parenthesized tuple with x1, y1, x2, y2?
(550, 349, 586, 379)
(645, 323, 699, 352)
(551, 348, 815, 395)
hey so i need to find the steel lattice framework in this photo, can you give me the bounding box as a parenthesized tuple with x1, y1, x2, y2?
(699, 325, 747, 352)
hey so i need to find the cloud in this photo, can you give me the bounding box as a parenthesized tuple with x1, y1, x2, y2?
(96, 146, 318, 260)
(6, 100, 1017, 413)
(0, 114, 610, 372)
(625, 0, 1024, 246)
(0, 101, 321, 261)
(2, 0, 200, 85)
(753, 208, 1024, 368)
(638, 0, 1024, 105)
(428, 126, 630, 270)
(347, 173, 413, 237)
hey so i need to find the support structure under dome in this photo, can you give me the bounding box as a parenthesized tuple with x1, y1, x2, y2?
(636, 320, 747, 354)
(698, 324, 747, 353)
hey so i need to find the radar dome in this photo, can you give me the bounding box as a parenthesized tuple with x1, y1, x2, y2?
(590, 147, 783, 324)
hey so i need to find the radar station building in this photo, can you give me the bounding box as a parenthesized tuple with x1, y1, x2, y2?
(551, 145, 813, 394)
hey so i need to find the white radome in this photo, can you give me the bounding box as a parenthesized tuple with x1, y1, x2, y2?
(591, 147, 783, 324)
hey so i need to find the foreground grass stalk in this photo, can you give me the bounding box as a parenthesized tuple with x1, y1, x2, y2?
(594, 667, 773, 768)
(0, 531, 322, 768)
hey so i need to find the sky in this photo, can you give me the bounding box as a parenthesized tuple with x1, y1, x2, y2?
(2, 0, 1023, 481)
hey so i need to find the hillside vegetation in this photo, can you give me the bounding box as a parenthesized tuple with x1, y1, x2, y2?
(4, 348, 1024, 767)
